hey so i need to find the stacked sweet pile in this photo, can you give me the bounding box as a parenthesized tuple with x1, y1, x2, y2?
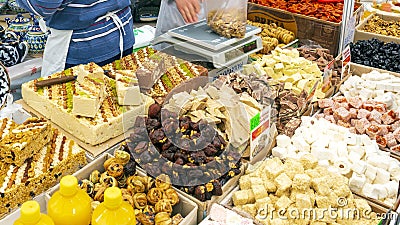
(317, 96, 400, 152)
(164, 84, 262, 148)
(231, 156, 380, 225)
(350, 39, 400, 73)
(0, 117, 87, 218)
(124, 103, 242, 202)
(103, 47, 208, 98)
(272, 117, 400, 207)
(22, 62, 154, 145)
(339, 70, 400, 111)
(245, 48, 325, 101)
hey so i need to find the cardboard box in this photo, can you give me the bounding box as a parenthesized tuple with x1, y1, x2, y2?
(354, 13, 400, 44)
(247, 2, 363, 55)
(176, 165, 244, 223)
(46, 153, 198, 225)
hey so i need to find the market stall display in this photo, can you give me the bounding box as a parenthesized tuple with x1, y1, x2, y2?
(4, 0, 400, 224)
(75, 151, 184, 225)
(245, 47, 325, 99)
(354, 13, 400, 45)
(272, 116, 400, 207)
(0, 117, 87, 219)
(227, 156, 381, 225)
(164, 84, 262, 148)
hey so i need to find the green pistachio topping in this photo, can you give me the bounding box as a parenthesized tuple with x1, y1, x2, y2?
(114, 60, 122, 70)
(37, 88, 44, 95)
(180, 63, 194, 78)
(66, 83, 74, 112)
(160, 75, 174, 90)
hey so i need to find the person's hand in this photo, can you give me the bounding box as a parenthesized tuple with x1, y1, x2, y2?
(175, 0, 203, 23)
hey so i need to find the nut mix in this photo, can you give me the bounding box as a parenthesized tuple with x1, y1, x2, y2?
(363, 15, 400, 38)
(124, 104, 242, 202)
(78, 150, 183, 225)
(207, 9, 246, 38)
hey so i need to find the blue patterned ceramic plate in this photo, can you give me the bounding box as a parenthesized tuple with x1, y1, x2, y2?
(0, 62, 10, 109)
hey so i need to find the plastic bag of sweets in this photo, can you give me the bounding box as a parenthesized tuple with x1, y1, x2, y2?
(206, 0, 247, 38)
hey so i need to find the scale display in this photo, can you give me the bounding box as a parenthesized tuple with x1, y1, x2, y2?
(224, 40, 258, 62)
(168, 20, 261, 51)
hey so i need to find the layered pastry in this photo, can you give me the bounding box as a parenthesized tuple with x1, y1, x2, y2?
(150, 62, 207, 97)
(0, 118, 52, 166)
(0, 118, 16, 139)
(73, 72, 105, 118)
(103, 47, 208, 98)
(22, 63, 154, 145)
(114, 70, 141, 106)
(0, 124, 87, 218)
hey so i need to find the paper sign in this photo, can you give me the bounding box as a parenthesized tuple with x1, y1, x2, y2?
(250, 105, 271, 160)
(343, 15, 356, 50)
(322, 60, 335, 92)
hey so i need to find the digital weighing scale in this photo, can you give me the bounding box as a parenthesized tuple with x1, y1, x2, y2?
(152, 20, 263, 72)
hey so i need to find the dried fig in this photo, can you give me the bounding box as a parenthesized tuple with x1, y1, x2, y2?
(148, 103, 161, 119)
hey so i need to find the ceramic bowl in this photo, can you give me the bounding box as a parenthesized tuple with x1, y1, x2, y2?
(7, 0, 26, 13)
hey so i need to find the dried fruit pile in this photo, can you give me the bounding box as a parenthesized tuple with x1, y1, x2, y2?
(350, 38, 400, 73)
(77, 150, 184, 225)
(248, 20, 295, 54)
(124, 104, 242, 202)
(250, 0, 359, 23)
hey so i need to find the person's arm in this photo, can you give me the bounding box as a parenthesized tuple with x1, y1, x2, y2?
(16, 0, 65, 17)
(174, 0, 203, 23)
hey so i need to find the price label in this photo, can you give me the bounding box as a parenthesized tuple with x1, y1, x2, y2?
(250, 106, 271, 160)
(322, 60, 335, 92)
(342, 45, 351, 76)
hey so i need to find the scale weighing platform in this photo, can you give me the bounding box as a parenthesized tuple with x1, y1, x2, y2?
(152, 20, 263, 71)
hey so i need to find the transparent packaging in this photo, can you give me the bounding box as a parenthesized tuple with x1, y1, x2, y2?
(206, 0, 248, 38)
